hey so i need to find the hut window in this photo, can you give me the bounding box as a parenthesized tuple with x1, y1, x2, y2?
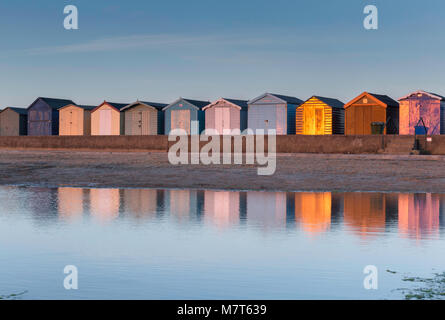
(363, 98, 368, 104)
(417, 93, 422, 97)
(179, 104, 183, 107)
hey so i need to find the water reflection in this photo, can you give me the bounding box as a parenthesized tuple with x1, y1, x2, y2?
(21, 187, 445, 239)
(343, 193, 387, 237)
(295, 192, 331, 234)
(90, 188, 120, 222)
(57, 188, 84, 221)
(398, 193, 441, 239)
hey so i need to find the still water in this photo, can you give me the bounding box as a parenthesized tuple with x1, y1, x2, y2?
(0, 186, 444, 299)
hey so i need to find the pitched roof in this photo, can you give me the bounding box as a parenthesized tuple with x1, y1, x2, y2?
(223, 98, 249, 110)
(398, 90, 445, 101)
(182, 98, 211, 110)
(368, 93, 399, 107)
(31, 97, 76, 110)
(312, 96, 344, 109)
(2, 107, 28, 115)
(138, 101, 168, 110)
(248, 93, 303, 105)
(270, 93, 303, 105)
(105, 102, 129, 110)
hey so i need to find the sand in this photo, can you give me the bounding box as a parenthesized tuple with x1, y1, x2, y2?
(0, 149, 445, 192)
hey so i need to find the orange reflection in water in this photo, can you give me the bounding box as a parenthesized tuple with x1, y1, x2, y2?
(343, 193, 386, 238)
(247, 192, 286, 230)
(398, 193, 440, 239)
(90, 188, 120, 222)
(295, 192, 331, 234)
(204, 191, 239, 228)
(58, 188, 84, 221)
(123, 189, 158, 219)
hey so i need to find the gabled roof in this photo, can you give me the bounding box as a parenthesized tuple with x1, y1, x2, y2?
(163, 98, 211, 111)
(91, 101, 130, 113)
(248, 93, 303, 105)
(344, 92, 399, 109)
(307, 96, 344, 109)
(121, 100, 168, 112)
(203, 98, 249, 111)
(28, 97, 75, 110)
(0, 107, 28, 115)
(398, 90, 445, 101)
(59, 103, 96, 111)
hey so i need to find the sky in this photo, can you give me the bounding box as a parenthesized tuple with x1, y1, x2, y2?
(1, 0, 445, 107)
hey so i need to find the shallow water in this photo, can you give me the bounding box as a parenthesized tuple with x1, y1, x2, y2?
(0, 186, 444, 299)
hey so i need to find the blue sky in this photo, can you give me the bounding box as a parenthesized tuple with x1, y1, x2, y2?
(1, 0, 445, 107)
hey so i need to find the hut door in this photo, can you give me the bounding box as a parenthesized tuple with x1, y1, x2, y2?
(216, 108, 231, 134)
(172, 110, 190, 134)
(99, 109, 112, 135)
(133, 111, 143, 135)
(315, 108, 324, 135)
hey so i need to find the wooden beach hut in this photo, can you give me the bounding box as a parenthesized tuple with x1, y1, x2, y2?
(163, 98, 210, 135)
(296, 96, 344, 135)
(203, 98, 248, 134)
(247, 93, 303, 135)
(121, 101, 167, 135)
(27, 97, 75, 136)
(90, 101, 129, 136)
(344, 92, 399, 135)
(398, 91, 445, 135)
(0, 107, 28, 136)
(58, 104, 95, 136)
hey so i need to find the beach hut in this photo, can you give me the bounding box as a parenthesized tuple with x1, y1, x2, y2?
(296, 96, 344, 135)
(344, 92, 399, 135)
(0, 107, 28, 136)
(247, 93, 303, 135)
(90, 101, 129, 136)
(203, 98, 248, 134)
(27, 97, 75, 136)
(398, 91, 445, 135)
(58, 104, 95, 136)
(121, 101, 167, 135)
(163, 98, 210, 135)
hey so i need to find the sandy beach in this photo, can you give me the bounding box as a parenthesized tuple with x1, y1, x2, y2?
(0, 149, 445, 192)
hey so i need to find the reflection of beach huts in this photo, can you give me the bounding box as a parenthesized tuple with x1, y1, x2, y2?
(295, 192, 331, 233)
(163, 98, 210, 135)
(398, 193, 440, 239)
(344, 92, 399, 135)
(57, 188, 84, 221)
(248, 93, 303, 135)
(246, 192, 287, 230)
(27, 97, 75, 136)
(58, 104, 95, 136)
(121, 101, 167, 135)
(343, 193, 386, 237)
(165, 190, 204, 222)
(296, 96, 344, 135)
(123, 189, 159, 219)
(90, 188, 120, 221)
(91, 101, 128, 136)
(398, 91, 445, 135)
(0, 107, 28, 136)
(204, 191, 240, 228)
(203, 98, 248, 134)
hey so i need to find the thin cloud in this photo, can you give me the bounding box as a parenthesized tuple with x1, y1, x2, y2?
(22, 33, 283, 56)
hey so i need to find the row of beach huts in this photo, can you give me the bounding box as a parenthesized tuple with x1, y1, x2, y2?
(0, 91, 444, 136)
